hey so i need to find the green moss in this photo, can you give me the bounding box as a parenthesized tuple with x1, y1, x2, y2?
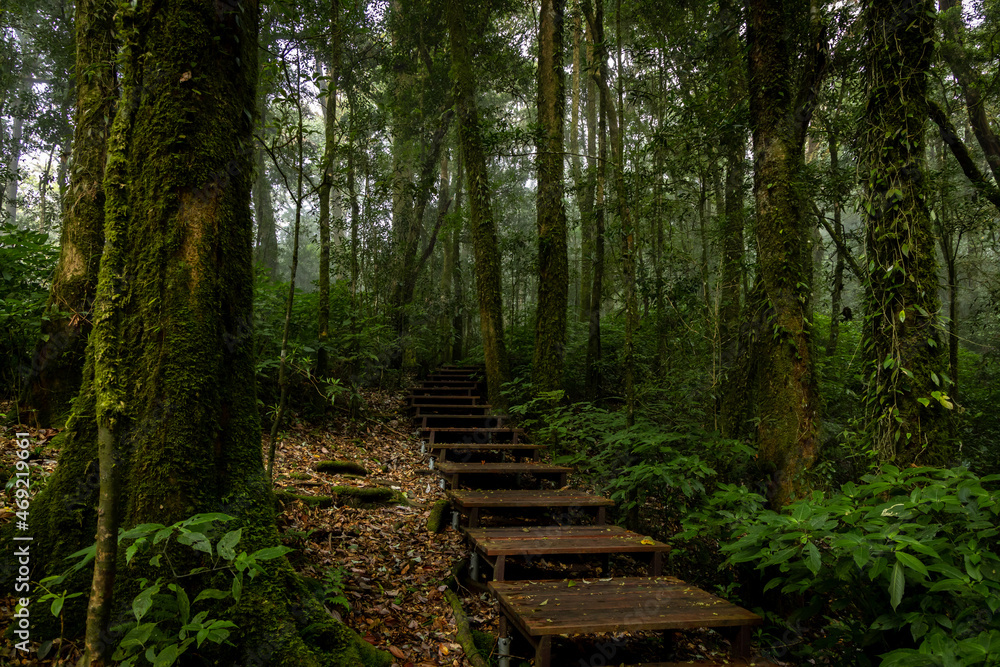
(289, 471, 313, 480)
(276, 486, 403, 509)
(426, 499, 450, 532)
(315, 460, 369, 476)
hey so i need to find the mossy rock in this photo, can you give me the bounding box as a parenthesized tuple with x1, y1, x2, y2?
(315, 460, 369, 476)
(426, 499, 451, 533)
(289, 471, 312, 480)
(276, 486, 405, 509)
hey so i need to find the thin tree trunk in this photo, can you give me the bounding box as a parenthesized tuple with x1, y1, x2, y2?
(317, 4, 341, 378)
(585, 5, 605, 402)
(25, 0, 117, 428)
(448, 0, 510, 409)
(533, 0, 569, 393)
(827, 131, 844, 355)
(269, 57, 306, 480)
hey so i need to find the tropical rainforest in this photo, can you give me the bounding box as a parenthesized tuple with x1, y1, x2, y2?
(1, 0, 999, 665)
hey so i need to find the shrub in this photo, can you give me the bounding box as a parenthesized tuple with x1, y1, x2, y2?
(682, 466, 1000, 665)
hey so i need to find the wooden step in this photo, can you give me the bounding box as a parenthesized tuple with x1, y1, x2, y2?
(419, 414, 508, 429)
(430, 442, 543, 462)
(489, 576, 763, 666)
(410, 403, 492, 415)
(421, 427, 524, 444)
(465, 525, 670, 581)
(436, 461, 571, 489)
(407, 387, 475, 397)
(406, 394, 480, 406)
(447, 489, 614, 527)
(416, 380, 481, 389)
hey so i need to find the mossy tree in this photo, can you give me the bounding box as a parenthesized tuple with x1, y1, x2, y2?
(743, 0, 827, 505)
(862, 0, 954, 464)
(447, 0, 510, 410)
(9, 0, 390, 664)
(23, 0, 117, 428)
(532, 0, 569, 394)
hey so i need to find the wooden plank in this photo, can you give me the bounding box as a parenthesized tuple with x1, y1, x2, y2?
(406, 395, 479, 405)
(410, 404, 492, 414)
(467, 526, 669, 555)
(437, 462, 571, 475)
(431, 443, 541, 462)
(489, 577, 762, 637)
(421, 427, 524, 444)
(448, 489, 614, 509)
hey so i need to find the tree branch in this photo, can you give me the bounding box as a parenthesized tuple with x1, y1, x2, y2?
(927, 98, 1000, 215)
(813, 202, 864, 282)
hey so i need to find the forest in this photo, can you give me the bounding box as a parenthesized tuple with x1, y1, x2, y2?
(1, 0, 999, 665)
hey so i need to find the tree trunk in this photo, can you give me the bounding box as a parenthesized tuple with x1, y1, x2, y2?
(585, 7, 605, 402)
(23, 0, 117, 428)
(745, 0, 822, 505)
(533, 0, 569, 394)
(717, 0, 745, 375)
(9, 3, 390, 663)
(448, 0, 510, 410)
(863, 0, 953, 465)
(317, 6, 341, 378)
(827, 131, 844, 355)
(253, 98, 279, 278)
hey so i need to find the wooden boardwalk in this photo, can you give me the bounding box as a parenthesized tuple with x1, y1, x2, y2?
(407, 366, 762, 666)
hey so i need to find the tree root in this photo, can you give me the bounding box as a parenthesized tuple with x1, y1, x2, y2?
(444, 588, 492, 667)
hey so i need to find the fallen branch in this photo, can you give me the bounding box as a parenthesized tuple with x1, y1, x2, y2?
(444, 588, 491, 667)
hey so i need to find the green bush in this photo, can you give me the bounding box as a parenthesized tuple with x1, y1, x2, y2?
(682, 465, 1000, 665)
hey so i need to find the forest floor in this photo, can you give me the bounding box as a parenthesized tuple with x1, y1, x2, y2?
(1, 388, 790, 666)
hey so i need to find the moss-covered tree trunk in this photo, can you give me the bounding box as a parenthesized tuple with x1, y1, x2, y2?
(448, 0, 509, 410)
(9, 1, 389, 663)
(585, 16, 605, 402)
(317, 1, 341, 379)
(746, 0, 821, 505)
(24, 0, 116, 428)
(533, 0, 569, 394)
(862, 0, 953, 464)
(717, 0, 745, 374)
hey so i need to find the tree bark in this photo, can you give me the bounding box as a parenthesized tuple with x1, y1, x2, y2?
(585, 6, 605, 402)
(9, 2, 390, 663)
(745, 0, 822, 505)
(24, 0, 116, 428)
(827, 131, 844, 355)
(448, 0, 510, 410)
(317, 3, 341, 378)
(533, 0, 569, 394)
(863, 0, 953, 464)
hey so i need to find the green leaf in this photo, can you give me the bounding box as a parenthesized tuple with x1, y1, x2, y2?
(889, 561, 905, 610)
(899, 309, 906, 323)
(152, 642, 182, 667)
(895, 551, 928, 578)
(169, 583, 191, 625)
(249, 545, 293, 561)
(50, 595, 65, 618)
(217, 528, 242, 561)
(232, 573, 243, 603)
(193, 588, 230, 603)
(133, 584, 160, 622)
(176, 531, 212, 554)
(805, 541, 821, 575)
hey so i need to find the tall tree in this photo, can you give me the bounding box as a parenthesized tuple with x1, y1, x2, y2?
(743, 0, 825, 505)
(584, 4, 605, 401)
(448, 0, 510, 410)
(862, 0, 953, 464)
(317, 0, 342, 378)
(24, 0, 117, 427)
(533, 0, 569, 393)
(12, 0, 389, 663)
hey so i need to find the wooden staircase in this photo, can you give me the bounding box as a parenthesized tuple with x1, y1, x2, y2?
(406, 366, 762, 666)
